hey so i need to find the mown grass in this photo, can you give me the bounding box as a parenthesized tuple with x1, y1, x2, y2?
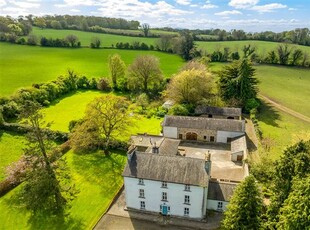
(0, 42, 184, 96)
(257, 101, 310, 160)
(255, 65, 310, 117)
(0, 131, 26, 180)
(30, 27, 157, 47)
(0, 149, 127, 229)
(41, 90, 163, 135)
(197, 40, 310, 56)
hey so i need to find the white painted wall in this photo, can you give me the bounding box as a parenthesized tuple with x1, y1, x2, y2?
(216, 131, 243, 143)
(124, 177, 207, 219)
(163, 126, 178, 139)
(206, 199, 229, 212)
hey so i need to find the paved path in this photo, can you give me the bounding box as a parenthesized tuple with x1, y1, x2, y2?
(259, 94, 310, 123)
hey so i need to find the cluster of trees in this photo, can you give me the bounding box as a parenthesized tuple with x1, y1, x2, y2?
(29, 15, 140, 30)
(159, 27, 310, 46)
(41, 35, 80, 47)
(0, 16, 32, 43)
(115, 41, 154, 50)
(0, 71, 100, 121)
(205, 44, 309, 67)
(240, 140, 310, 229)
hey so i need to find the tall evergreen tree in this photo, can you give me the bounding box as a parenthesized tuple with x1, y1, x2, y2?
(218, 59, 258, 107)
(222, 175, 263, 230)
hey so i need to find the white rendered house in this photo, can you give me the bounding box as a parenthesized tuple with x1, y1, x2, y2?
(123, 150, 210, 219)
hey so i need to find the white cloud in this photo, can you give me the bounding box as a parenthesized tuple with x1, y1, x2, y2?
(288, 8, 297, 11)
(229, 0, 259, 9)
(251, 3, 287, 13)
(70, 9, 80, 12)
(11, 0, 40, 8)
(0, 0, 6, 7)
(215, 10, 242, 16)
(190, 4, 198, 7)
(175, 0, 191, 5)
(202, 3, 218, 9)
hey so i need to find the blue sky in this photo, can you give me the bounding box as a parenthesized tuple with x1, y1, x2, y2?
(0, 0, 309, 32)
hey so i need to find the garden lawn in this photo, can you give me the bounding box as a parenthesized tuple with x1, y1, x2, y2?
(257, 100, 310, 160)
(256, 65, 310, 117)
(197, 40, 310, 56)
(0, 149, 127, 230)
(0, 42, 184, 96)
(0, 131, 26, 180)
(30, 27, 158, 47)
(41, 90, 163, 135)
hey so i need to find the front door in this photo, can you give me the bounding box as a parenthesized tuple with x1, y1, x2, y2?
(162, 205, 168, 215)
(161, 203, 170, 215)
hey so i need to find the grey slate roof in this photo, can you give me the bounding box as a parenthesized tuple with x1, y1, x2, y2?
(122, 152, 209, 187)
(162, 115, 245, 132)
(207, 182, 237, 201)
(195, 106, 241, 117)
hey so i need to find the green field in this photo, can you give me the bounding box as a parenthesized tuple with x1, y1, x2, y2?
(29, 27, 158, 47)
(256, 65, 310, 117)
(0, 42, 184, 96)
(0, 149, 126, 229)
(0, 131, 26, 180)
(197, 40, 310, 56)
(41, 90, 163, 134)
(257, 101, 310, 160)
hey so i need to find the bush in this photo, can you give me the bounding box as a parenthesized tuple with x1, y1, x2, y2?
(17, 37, 26, 44)
(97, 78, 111, 91)
(245, 98, 260, 113)
(27, 34, 38, 45)
(168, 104, 189, 116)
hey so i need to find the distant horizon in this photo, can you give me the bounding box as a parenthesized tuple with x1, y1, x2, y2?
(0, 0, 309, 33)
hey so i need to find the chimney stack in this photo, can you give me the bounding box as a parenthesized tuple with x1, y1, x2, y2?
(205, 151, 212, 174)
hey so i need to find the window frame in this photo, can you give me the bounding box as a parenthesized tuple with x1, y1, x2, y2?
(138, 178, 144, 185)
(162, 192, 168, 201)
(184, 207, 189, 216)
(140, 201, 145, 210)
(139, 189, 145, 198)
(210, 136, 215, 142)
(161, 181, 167, 188)
(217, 201, 223, 210)
(184, 195, 190, 205)
(184, 184, 191, 191)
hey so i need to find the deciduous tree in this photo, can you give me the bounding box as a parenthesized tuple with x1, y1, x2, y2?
(108, 54, 126, 89)
(127, 55, 163, 92)
(141, 23, 150, 37)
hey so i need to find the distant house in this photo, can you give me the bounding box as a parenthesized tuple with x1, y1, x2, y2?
(195, 106, 242, 120)
(122, 112, 249, 219)
(162, 115, 245, 143)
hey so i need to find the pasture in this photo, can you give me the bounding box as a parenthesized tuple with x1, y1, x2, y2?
(0, 42, 184, 96)
(29, 27, 158, 47)
(0, 131, 26, 180)
(255, 65, 310, 117)
(197, 40, 310, 56)
(0, 149, 127, 229)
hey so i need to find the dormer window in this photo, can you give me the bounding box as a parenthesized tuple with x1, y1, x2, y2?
(162, 181, 167, 188)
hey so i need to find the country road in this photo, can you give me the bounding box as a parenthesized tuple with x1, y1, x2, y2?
(258, 94, 310, 123)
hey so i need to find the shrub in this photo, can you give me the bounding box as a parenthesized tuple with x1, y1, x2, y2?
(97, 78, 111, 91)
(168, 104, 189, 116)
(27, 34, 38, 45)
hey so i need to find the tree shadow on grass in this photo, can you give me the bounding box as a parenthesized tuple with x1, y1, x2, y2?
(4, 189, 85, 230)
(71, 150, 126, 195)
(257, 100, 281, 128)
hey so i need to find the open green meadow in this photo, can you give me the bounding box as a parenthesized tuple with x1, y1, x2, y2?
(197, 40, 310, 56)
(256, 65, 310, 117)
(0, 149, 127, 229)
(0, 131, 26, 180)
(257, 101, 310, 160)
(29, 27, 158, 47)
(41, 90, 163, 135)
(0, 42, 184, 96)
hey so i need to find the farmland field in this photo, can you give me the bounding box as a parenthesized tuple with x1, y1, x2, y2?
(197, 40, 310, 56)
(29, 27, 158, 47)
(0, 149, 127, 229)
(0, 42, 184, 96)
